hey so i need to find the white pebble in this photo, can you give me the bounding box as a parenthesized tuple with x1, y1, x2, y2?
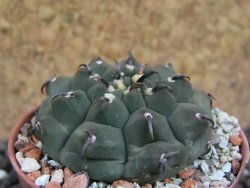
(134, 182, 140, 188)
(0, 169, 8, 180)
(36, 141, 42, 149)
(97, 182, 107, 188)
(210, 170, 225, 181)
(15, 151, 24, 165)
(217, 111, 230, 123)
(89, 182, 98, 188)
(155, 181, 164, 188)
(172, 178, 182, 185)
(231, 151, 242, 161)
(35, 174, 50, 186)
(221, 123, 234, 133)
(231, 146, 240, 151)
(222, 162, 232, 173)
(48, 160, 61, 168)
(193, 159, 203, 168)
(219, 137, 228, 149)
(200, 161, 210, 174)
(21, 158, 41, 173)
(51, 169, 64, 184)
(220, 156, 231, 163)
(164, 184, 181, 188)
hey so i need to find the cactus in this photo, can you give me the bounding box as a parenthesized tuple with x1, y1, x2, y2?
(35, 53, 214, 184)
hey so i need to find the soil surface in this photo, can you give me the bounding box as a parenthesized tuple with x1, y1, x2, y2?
(0, 0, 250, 139)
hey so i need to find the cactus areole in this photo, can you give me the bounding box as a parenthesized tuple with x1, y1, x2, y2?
(35, 53, 214, 184)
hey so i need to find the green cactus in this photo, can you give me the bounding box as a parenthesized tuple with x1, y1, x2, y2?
(35, 53, 214, 184)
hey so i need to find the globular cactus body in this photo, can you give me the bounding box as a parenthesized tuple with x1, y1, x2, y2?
(35, 54, 213, 184)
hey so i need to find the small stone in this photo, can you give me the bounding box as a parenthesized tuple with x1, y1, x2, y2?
(141, 184, 152, 188)
(231, 151, 242, 161)
(21, 158, 41, 173)
(112, 180, 134, 188)
(27, 170, 41, 182)
(180, 178, 197, 188)
(210, 170, 225, 181)
(200, 161, 210, 174)
(155, 181, 164, 188)
(222, 162, 232, 173)
(231, 145, 240, 151)
(35, 174, 50, 186)
(219, 137, 228, 149)
(134, 182, 140, 188)
(164, 184, 181, 188)
(36, 141, 43, 149)
(64, 167, 73, 180)
(210, 181, 227, 188)
(0, 169, 8, 180)
(51, 169, 64, 184)
(48, 160, 62, 168)
(229, 136, 242, 145)
(62, 173, 89, 188)
(172, 178, 182, 185)
(39, 6, 55, 22)
(200, 175, 210, 183)
(220, 156, 230, 163)
(24, 148, 42, 161)
(97, 182, 107, 188)
(179, 168, 196, 179)
(232, 160, 241, 175)
(45, 181, 62, 188)
(89, 182, 98, 188)
(221, 123, 234, 133)
(193, 159, 203, 168)
(15, 151, 24, 165)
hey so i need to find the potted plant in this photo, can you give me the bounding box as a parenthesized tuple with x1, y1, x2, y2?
(8, 54, 249, 188)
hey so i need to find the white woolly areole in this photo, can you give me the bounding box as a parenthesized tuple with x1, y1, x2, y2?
(90, 135, 96, 143)
(89, 74, 100, 81)
(195, 113, 202, 119)
(64, 91, 75, 98)
(145, 88, 153, 96)
(144, 112, 153, 119)
(104, 93, 116, 103)
(114, 79, 126, 90)
(107, 85, 115, 92)
(126, 64, 135, 71)
(132, 74, 142, 83)
(167, 77, 175, 82)
(96, 60, 103, 65)
(51, 77, 57, 82)
(164, 64, 170, 68)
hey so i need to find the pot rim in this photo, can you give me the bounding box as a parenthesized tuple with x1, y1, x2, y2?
(8, 107, 250, 188)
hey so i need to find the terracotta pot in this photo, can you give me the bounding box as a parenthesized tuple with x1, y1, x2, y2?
(8, 108, 250, 188)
